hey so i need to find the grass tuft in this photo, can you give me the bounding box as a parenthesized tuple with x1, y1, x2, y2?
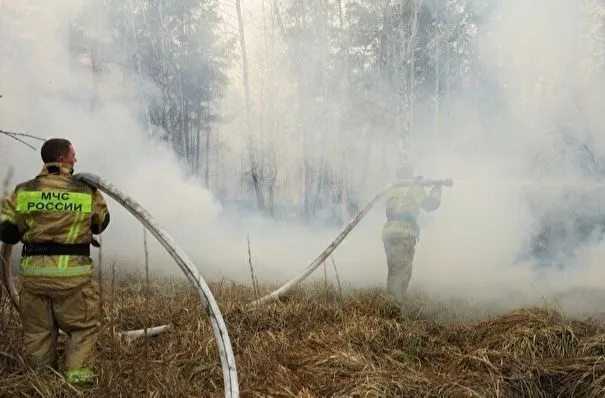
(2, 274, 605, 397)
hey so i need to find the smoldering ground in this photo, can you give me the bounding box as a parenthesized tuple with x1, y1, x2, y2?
(1, 0, 605, 322)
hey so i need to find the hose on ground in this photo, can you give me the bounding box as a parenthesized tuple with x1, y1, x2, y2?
(0, 173, 239, 398)
(248, 178, 449, 306)
(74, 173, 239, 398)
(1, 172, 444, 397)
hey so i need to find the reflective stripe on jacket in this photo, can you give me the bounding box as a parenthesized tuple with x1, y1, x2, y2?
(0, 163, 110, 278)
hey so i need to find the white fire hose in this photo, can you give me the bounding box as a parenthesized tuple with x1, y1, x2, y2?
(1, 128, 453, 397)
(248, 178, 452, 306)
(1, 172, 239, 398)
(1, 172, 448, 398)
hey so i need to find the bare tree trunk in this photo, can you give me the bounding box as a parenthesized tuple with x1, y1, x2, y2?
(406, 0, 424, 135)
(236, 0, 266, 212)
(337, 0, 352, 213)
(205, 125, 210, 187)
(433, 34, 441, 173)
(272, 0, 286, 37)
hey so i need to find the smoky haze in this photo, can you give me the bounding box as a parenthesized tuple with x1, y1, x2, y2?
(1, 0, 605, 316)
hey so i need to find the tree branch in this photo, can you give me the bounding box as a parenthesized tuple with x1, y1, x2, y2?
(0, 129, 45, 150)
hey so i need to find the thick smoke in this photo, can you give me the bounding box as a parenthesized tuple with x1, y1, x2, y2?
(409, 0, 605, 312)
(2, 0, 605, 316)
(0, 1, 381, 288)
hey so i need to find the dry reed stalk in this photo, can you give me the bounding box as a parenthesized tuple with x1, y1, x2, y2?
(109, 258, 117, 361)
(323, 261, 328, 291)
(143, 227, 150, 397)
(111, 259, 116, 313)
(330, 255, 342, 298)
(97, 234, 103, 304)
(97, 233, 104, 374)
(3, 274, 605, 396)
(247, 234, 259, 299)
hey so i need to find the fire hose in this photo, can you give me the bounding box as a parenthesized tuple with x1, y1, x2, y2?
(0, 113, 451, 396)
(1, 173, 239, 398)
(248, 178, 452, 306)
(1, 245, 172, 340)
(1, 170, 447, 398)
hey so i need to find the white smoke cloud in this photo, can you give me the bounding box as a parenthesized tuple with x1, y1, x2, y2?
(2, 0, 605, 317)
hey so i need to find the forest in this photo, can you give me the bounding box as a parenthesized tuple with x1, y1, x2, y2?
(5, 2, 605, 396)
(64, 0, 492, 218)
(3, 0, 605, 261)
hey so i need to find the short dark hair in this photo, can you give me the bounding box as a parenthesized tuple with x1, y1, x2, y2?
(41, 138, 72, 163)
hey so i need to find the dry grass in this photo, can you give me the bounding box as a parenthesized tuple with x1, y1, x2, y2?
(2, 273, 605, 397)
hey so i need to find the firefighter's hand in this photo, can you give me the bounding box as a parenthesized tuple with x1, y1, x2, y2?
(443, 178, 453, 187)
